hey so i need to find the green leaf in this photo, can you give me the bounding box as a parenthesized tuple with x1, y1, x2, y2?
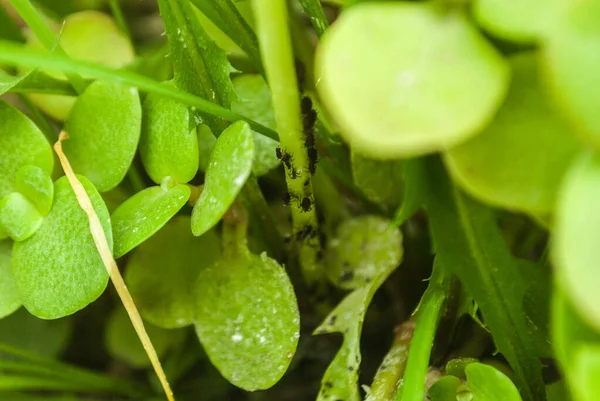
(316, 216, 402, 401)
(158, 0, 237, 133)
(554, 151, 600, 330)
(15, 165, 54, 216)
(231, 74, 280, 176)
(105, 306, 185, 368)
(197, 124, 218, 172)
(63, 80, 142, 192)
(421, 158, 544, 401)
(351, 151, 403, 209)
(191, 121, 254, 236)
(25, 10, 135, 121)
(111, 185, 191, 258)
(0, 5, 24, 42)
(427, 376, 462, 401)
(0, 240, 21, 319)
(465, 363, 522, 401)
(391, 158, 427, 227)
(572, 346, 600, 401)
(140, 88, 199, 184)
(543, 1, 600, 148)
(326, 215, 402, 290)
(0, 308, 72, 357)
(125, 216, 220, 328)
(11, 176, 111, 319)
(316, 2, 509, 158)
(298, 0, 329, 37)
(473, 0, 566, 42)
(0, 70, 77, 96)
(0, 193, 43, 242)
(194, 250, 300, 390)
(446, 358, 480, 380)
(444, 52, 581, 214)
(0, 100, 53, 200)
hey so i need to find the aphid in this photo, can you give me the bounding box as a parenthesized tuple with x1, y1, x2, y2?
(300, 196, 313, 212)
(307, 147, 318, 175)
(282, 192, 292, 206)
(296, 224, 316, 241)
(276, 146, 294, 171)
(339, 270, 354, 284)
(328, 315, 337, 325)
(301, 97, 317, 148)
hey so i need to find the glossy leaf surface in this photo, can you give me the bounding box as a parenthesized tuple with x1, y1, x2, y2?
(12, 176, 112, 319)
(0, 192, 43, 242)
(316, 2, 508, 158)
(0, 240, 20, 319)
(445, 52, 581, 214)
(194, 250, 300, 391)
(111, 184, 191, 258)
(554, 151, 600, 330)
(15, 165, 54, 216)
(0, 101, 53, 200)
(191, 121, 254, 236)
(63, 80, 142, 192)
(140, 88, 198, 184)
(126, 216, 220, 328)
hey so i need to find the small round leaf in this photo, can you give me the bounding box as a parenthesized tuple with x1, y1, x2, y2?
(465, 363, 522, 401)
(140, 89, 198, 184)
(126, 216, 220, 328)
(194, 251, 300, 390)
(444, 52, 582, 214)
(64, 80, 142, 192)
(0, 240, 21, 319)
(0, 192, 43, 242)
(12, 176, 112, 319)
(111, 184, 191, 258)
(191, 121, 254, 236)
(0, 100, 53, 199)
(15, 165, 54, 216)
(316, 2, 509, 158)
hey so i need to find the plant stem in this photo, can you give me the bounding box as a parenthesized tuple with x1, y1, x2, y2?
(297, 0, 329, 37)
(0, 40, 278, 140)
(109, 0, 131, 40)
(395, 261, 449, 401)
(252, 0, 324, 287)
(9, 0, 86, 94)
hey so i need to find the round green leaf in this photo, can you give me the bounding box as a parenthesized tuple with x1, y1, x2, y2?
(444, 52, 581, 214)
(554, 151, 600, 330)
(0, 307, 72, 357)
(12, 176, 112, 319)
(111, 184, 191, 258)
(326, 215, 402, 290)
(0, 192, 43, 242)
(543, 1, 600, 148)
(140, 88, 198, 184)
(191, 121, 254, 236)
(428, 375, 463, 401)
(194, 251, 300, 390)
(473, 0, 566, 43)
(15, 165, 54, 216)
(351, 150, 403, 209)
(0, 240, 20, 319)
(197, 124, 217, 172)
(26, 11, 135, 121)
(126, 216, 220, 328)
(64, 80, 142, 192)
(315, 2, 509, 158)
(0, 100, 53, 199)
(465, 363, 522, 401)
(231, 75, 280, 176)
(105, 306, 185, 368)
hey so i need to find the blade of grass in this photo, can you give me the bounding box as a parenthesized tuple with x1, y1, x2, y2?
(54, 132, 175, 401)
(108, 0, 131, 40)
(297, 0, 329, 37)
(0, 40, 278, 140)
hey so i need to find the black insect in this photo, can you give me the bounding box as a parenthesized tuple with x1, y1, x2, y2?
(301, 97, 317, 148)
(282, 192, 292, 205)
(307, 147, 318, 175)
(276, 146, 294, 171)
(339, 270, 354, 284)
(296, 224, 316, 241)
(300, 196, 313, 212)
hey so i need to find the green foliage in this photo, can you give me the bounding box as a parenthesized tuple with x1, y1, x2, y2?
(351, 151, 403, 209)
(0, 240, 21, 318)
(0, 192, 43, 242)
(15, 165, 54, 216)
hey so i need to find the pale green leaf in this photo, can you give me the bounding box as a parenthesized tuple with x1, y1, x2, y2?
(125, 216, 220, 328)
(63, 80, 142, 192)
(466, 363, 522, 401)
(15, 165, 54, 216)
(427, 376, 462, 401)
(572, 346, 600, 401)
(191, 121, 254, 236)
(316, 2, 509, 158)
(140, 88, 199, 184)
(0, 100, 53, 200)
(111, 184, 191, 258)
(0, 193, 43, 242)
(11, 176, 111, 319)
(445, 52, 582, 214)
(194, 251, 300, 390)
(0, 240, 21, 319)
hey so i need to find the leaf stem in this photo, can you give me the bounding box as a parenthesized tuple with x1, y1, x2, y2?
(54, 132, 175, 401)
(252, 0, 324, 287)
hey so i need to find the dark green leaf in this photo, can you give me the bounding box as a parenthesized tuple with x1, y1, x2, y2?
(0, 5, 24, 42)
(391, 157, 427, 227)
(111, 184, 191, 258)
(0, 193, 43, 242)
(12, 176, 111, 319)
(15, 165, 54, 216)
(351, 151, 403, 209)
(298, 0, 329, 37)
(64, 80, 142, 192)
(191, 121, 254, 236)
(0, 240, 21, 319)
(126, 216, 221, 328)
(427, 376, 462, 401)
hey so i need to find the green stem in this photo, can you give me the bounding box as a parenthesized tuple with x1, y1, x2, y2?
(395, 262, 449, 401)
(109, 0, 131, 40)
(0, 40, 278, 140)
(297, 0, 329, 37)
(9, 0, 85, 93)
(252, 0, 324, 287)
